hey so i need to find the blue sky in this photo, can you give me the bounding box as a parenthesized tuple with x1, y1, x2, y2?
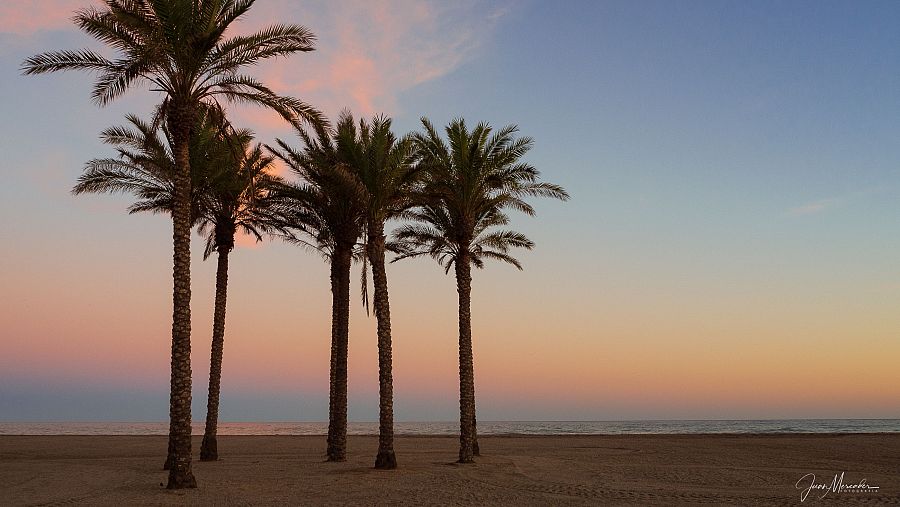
(1, 1, 898, 422)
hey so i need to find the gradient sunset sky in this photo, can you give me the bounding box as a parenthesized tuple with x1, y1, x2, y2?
(1, 0, 899, 422)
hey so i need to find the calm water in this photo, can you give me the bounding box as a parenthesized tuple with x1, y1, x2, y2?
(1, 420, 898, 435)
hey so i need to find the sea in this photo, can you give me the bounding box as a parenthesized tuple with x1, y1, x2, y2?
(1, 419, 898, 436)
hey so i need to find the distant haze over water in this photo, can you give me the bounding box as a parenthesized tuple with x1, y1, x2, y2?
(2, 420, 898, 436)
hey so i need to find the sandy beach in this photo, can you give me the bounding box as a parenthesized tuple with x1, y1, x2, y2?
(1, 434, 897, 505)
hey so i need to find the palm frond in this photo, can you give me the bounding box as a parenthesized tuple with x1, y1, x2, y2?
(21, 50, 113, 75)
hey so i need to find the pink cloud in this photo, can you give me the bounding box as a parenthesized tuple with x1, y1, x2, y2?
(229, 0, 511, 132)
(0, 1, 92, 35)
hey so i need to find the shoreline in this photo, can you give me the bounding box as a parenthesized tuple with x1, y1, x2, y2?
(2, 434, 897, 505)
(3, 418, 897, 437)
(2, 431, 900, 436)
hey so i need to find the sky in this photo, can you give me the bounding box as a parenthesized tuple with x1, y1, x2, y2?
(1, 0, 899, 422)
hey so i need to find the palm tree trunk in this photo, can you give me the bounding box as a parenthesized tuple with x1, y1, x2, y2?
(369, 225, 397, 469)
(166, 103, 197, 489)
(201, 244, 230, 461)
(456, 252, 477, 463)
(326, 244, 353, 462)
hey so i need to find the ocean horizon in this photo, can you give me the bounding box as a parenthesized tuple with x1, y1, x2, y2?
(2, 419, 898, 436)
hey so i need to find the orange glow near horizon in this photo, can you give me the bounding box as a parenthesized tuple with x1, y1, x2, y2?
(2, 231, 898, 420)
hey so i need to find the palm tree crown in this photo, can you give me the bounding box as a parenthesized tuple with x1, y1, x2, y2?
(23, 0, 323, 126)
(73, 109, 223, 216)
(74, 108, 281, 249)
(395, 118, 569, 270)
(334, 112, 419, 232)
(267, 123, 368, 257)
(197, 138, 283, 258)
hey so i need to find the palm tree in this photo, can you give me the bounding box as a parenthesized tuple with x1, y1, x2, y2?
(266, 123, 368, 462)
(72, 111, 279, 463)
(395, 118, 569, 463)
(334, 112, 419, 469)
(197, 137, 282, 463)
(24, 0, 323, 488)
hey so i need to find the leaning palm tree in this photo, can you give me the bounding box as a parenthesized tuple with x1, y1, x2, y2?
(197, 137, 283, 462)
(24, 0, 323, 488)
(266, 123, 368, 462)
(395, 118, 569, 463)
(334, 112, 419, 469)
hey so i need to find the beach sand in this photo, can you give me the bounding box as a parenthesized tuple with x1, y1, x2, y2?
(1, 434, 897, 505)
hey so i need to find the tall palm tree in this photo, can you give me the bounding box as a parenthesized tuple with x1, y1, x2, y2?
(334, 112, 419, 469)
(72, 111, 279, 463)
(395, 118, 569, 463)
(24, 0, 323, 488)
(197, 137, 282, 463)
(266, 123, 368, 462)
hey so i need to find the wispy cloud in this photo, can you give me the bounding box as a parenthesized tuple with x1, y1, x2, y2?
(788, 198, 839, 216)
(787, 186, 891, 216)
(237, 0, 512, 127)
